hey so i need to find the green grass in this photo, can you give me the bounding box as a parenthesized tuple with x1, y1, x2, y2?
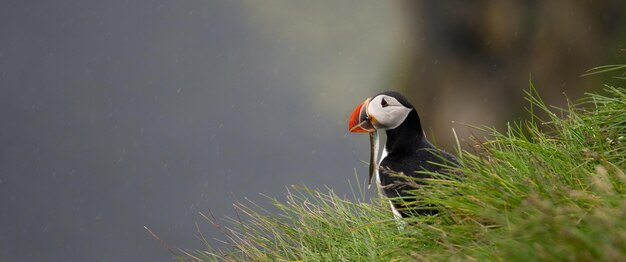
(182, 67, 626, 261)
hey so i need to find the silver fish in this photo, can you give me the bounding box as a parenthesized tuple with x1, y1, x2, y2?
(368, 130, 379, 188)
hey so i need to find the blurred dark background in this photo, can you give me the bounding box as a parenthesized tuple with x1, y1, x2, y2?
(0, 1, 624, 261)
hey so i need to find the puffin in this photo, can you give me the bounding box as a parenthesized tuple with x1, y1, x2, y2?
(348, 91, 460, 218)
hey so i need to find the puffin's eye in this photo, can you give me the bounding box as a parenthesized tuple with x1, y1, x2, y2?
(381, 98, 388, 108)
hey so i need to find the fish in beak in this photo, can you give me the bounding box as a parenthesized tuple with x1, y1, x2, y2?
(348, 98, 379, 188)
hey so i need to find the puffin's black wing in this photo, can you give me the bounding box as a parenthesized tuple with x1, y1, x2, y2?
(379, 142, 460, 217)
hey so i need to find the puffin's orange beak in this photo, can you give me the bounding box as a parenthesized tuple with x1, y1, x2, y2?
(348, 98, 375, 133)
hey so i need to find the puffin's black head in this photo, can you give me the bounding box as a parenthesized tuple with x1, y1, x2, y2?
(348, 91, 414, 133)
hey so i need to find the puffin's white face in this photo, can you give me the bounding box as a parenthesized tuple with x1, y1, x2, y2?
(367, 95, 412, 130)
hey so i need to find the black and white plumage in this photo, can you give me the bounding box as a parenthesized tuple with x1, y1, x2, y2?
(349, 91, 460, 218)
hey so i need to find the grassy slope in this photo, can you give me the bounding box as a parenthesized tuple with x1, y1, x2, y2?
(184, 68, 626, 261)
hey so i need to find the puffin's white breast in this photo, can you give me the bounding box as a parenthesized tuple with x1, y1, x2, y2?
(376, 147, 403, 220)
(375, 147, 388, 187)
